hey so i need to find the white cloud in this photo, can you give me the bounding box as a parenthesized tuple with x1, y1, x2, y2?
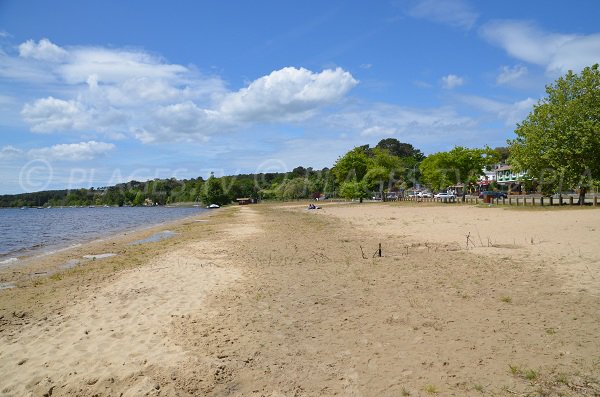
(496, 65, 528, 85)
(458, 95, 536, 126)
(59, 47, 188, 85)
(134, 67, 357, 143)
(481, 20, 600, 74)
(21, 97, 89, 132)
(18, 38, 68, 62)
(10, 38, 358, 143)
(327, 103, 477, 144)
(441, 74, 464, 89)
(219, 67, 358, 123)
(408, 0, 479, 30)
(0, 145, 24, 160)
(27, 141, 115, 161)
(134, 102, 221, 143)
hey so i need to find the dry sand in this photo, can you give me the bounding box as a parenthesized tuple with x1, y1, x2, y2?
(0, 203, 599, 396)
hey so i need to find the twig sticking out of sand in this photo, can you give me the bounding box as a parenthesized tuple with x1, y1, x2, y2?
(465, 232, 476, 249)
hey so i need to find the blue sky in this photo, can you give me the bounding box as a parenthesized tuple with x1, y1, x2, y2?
(1, 0, 600, 194)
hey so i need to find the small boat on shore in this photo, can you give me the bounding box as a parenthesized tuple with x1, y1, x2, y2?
(207, 204, 220, 209)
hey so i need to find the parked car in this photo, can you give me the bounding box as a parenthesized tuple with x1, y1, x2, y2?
(418, 191, 433, 198)
(478, 191, 507, 199)
(434, 192, 456, 199)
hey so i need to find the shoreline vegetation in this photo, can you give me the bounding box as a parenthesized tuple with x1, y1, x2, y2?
(1, 201, 599, 396)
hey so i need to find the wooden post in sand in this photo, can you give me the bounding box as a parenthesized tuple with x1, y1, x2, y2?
(540, 197, 544, 206)
(532, 197, 536, 206)
(594, 196, 598, 206)
(549, 196, 553, 206)
(569, 196, 574, 206)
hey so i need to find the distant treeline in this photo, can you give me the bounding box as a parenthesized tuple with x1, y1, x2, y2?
(0, 138, 430, 208)
(0, 169, 328, 208)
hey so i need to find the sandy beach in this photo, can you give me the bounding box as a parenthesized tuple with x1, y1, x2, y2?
(1, 202, 599, 396)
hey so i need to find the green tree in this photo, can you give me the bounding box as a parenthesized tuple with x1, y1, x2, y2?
(332, 147, 371, 184)
(493, 146, 510, 163)
(420, 146, 498, 199)
(509, 64, 600, 204)
(365, 148, 404, 200)
(200, 174, 230, 206)
(276, 177, 311, 200)
(132, 191, 145, 206)
(375, 138, 425, 161)
(339, 181, 368, 202)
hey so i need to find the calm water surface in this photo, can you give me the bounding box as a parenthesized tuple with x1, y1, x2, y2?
(0, 206, 206, 263)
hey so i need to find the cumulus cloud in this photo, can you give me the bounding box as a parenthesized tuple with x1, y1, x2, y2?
(18, 38, 68, 62)
(27, 141, 115, 161)
(481, 20, 600, 74)
(134, 102, 221, 143)
(441, 74, 464, 89)
(496, 65, 528, 85)
(21, 97, 89, 132)
(407, 0, 479, 30)
(219, 67, 357, 122)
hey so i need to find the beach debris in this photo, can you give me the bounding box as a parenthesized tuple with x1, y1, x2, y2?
(359, 243, 383, 259)
(360, 246, 367, 259)
(465, 232, 476, 249)
(12, 311, 26, 319)
(17, 358, 27, 365)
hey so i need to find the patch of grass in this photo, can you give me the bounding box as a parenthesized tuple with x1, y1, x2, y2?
(423, 384, 438, 394)
(500, 295, 512, 303)
(49, 273, 62, 281)
(545, 327, 556, 335)
(509, 364, 539, 382)
(473, 384, 484, 393)
(523, 368, 539, 381)
(401, 386, 411, 396)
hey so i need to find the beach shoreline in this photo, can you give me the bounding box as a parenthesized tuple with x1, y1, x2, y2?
(0, 206, 208, 266)
(1, 202, 599, 396)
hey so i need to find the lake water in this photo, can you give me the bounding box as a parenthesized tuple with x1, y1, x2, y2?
(0, 206, 206, 264)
